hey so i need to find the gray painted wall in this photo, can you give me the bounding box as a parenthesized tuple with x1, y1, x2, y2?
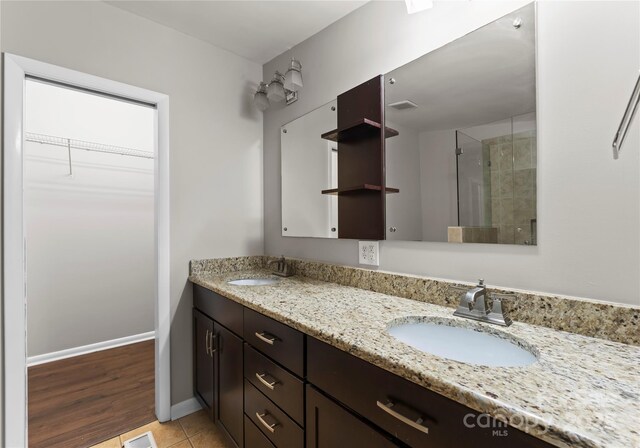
(419, 129, 458, 241)
(24, 84, 156, 357)
(385, 120, 422, 241)
(1, 0, 264, 406)
(263, 1, 640, 306)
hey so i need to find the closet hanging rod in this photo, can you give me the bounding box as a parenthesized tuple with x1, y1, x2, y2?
(25, 132, 154, 159)
(612, 71, 640, 159)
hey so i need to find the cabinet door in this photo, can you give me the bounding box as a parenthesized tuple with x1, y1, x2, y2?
(307, 385, 399, 448)
(193, 309, 215, 419)
(216, 323, 244, 448)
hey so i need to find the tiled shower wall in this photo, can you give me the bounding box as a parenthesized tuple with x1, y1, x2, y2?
(486, 131, 537, 244)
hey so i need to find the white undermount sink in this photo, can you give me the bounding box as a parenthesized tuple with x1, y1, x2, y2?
(387, 320, 537, 367)
(227, 278, 280, 286)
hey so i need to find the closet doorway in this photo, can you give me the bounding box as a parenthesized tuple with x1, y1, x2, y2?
(25, 79, 155, 447)
(3, 54, 170, 448)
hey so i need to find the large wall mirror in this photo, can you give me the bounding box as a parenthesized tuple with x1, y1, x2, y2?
(281, 100, 338, 238)
(281, 3, 536, 245)
(386, 3, 536, 245)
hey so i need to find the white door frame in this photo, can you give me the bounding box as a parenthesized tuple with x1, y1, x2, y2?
(2, 53, 171, 447)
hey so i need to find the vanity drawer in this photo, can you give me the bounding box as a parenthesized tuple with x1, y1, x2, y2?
(193, 284, 243, 336)
(244, 379, 304, 448)
(306, 384, 399, 448)
(307, 337, 553, 448)
(244, 344, 304, 426)
(245, 415, 276, 448)
(244, 308, 304, 377)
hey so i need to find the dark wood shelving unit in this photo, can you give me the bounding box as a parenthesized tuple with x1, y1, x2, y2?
(321, 185, 399, 195)
(320, 118, 398, 142)
(321, 75, 393, 240)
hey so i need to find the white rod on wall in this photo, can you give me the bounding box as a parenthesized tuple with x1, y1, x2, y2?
(25, 132, 154, 159)
(66, 138, 73, 175)
(612, 71, 640, 159)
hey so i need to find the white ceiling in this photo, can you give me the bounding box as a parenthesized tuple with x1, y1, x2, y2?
(385, 4, 536, 133)
(106, 0, 368, 64)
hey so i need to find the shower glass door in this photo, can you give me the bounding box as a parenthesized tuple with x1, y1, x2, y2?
(456, 131, 489, 227)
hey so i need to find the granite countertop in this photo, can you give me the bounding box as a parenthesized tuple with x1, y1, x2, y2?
(189, 269, 640, 448)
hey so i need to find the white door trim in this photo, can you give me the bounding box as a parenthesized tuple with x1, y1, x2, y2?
(2, 53, 171, 447)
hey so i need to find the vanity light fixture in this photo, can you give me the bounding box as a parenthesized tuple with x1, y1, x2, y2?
(405, 0, 433, 14)
(253, 59, 303, 111)
(253, 82, 270, 111)
(284, 58, 303, 91)
(267, 71, 286, 103)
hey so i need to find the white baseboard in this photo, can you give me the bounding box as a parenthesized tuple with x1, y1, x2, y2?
(27, 331, 155, 366)
(171, 397, 202, 420)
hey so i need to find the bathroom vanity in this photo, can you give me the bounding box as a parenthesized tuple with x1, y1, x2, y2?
(192, 283, 551, 448)
(189, 260, 639, 448)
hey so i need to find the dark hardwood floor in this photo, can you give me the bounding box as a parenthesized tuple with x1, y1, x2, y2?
(28, 340, 156, 448)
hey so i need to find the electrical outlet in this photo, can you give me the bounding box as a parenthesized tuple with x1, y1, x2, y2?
(358, 241, 379, 266)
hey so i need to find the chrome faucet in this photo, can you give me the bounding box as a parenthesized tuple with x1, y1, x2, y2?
(268, 256, 294, 277)
(453, 279, 512, 326)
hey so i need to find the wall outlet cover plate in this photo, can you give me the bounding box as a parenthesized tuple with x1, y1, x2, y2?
(359, 241, 380, 266)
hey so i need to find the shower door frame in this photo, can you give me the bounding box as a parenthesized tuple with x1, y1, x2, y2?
(3, 53, 172, 447)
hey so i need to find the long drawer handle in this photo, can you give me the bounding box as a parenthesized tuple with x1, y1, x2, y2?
(205, 329, 211, 356)
(256, 411, 279, 433)
(255, 331, 277, 345)
(255, 372, 279, 390)
(376, 400, 432, 435)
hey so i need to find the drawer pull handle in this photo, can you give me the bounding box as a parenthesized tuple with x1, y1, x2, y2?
(205, 329, 210, 356)
(255, 372, 279, 390)
(376, 400, 431, 435)
(256, 411, 279, 433)
(255, 331, 277, 345)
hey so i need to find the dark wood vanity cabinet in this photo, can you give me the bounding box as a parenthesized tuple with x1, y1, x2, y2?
(243, 308, 306, 448)
(193, 284, 306, 448)
(306, 385, 399, 448)
(193, 283, 553, 448)
(193, 309, 215, 416)
(193, 285, 244, 448)
(308, 337, 553, 448)
(243, 308, 305, 377)
(216, 323, 244, 447)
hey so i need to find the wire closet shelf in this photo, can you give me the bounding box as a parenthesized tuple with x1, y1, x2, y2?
(25, 132, 155, 159)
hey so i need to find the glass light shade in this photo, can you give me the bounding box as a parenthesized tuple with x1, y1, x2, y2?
(254, 82, 270, 111)
(284, 58, 303, 91)
(267, 72, 286, 103)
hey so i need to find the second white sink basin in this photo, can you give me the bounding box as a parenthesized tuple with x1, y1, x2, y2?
(388, 320, 537, 367)
(227, 278, 280, 286)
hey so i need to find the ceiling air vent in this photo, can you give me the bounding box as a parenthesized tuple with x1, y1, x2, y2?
(388, 100, 418, 110)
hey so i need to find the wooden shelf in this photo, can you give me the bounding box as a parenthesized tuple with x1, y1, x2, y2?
(321, 184, 400, 195)
(321, 118, 399, 142)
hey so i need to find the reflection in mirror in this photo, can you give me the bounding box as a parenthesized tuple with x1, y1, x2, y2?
(385, 3, 536, 245)
(281, 100, 338, 238)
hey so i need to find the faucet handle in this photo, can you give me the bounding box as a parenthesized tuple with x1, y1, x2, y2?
(491, 297, 505, 314)
(488, 293, 514, 326)
(477, 279, 485, 287)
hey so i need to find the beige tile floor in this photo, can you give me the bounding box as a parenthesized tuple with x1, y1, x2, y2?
(89, 410, 234, 448)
